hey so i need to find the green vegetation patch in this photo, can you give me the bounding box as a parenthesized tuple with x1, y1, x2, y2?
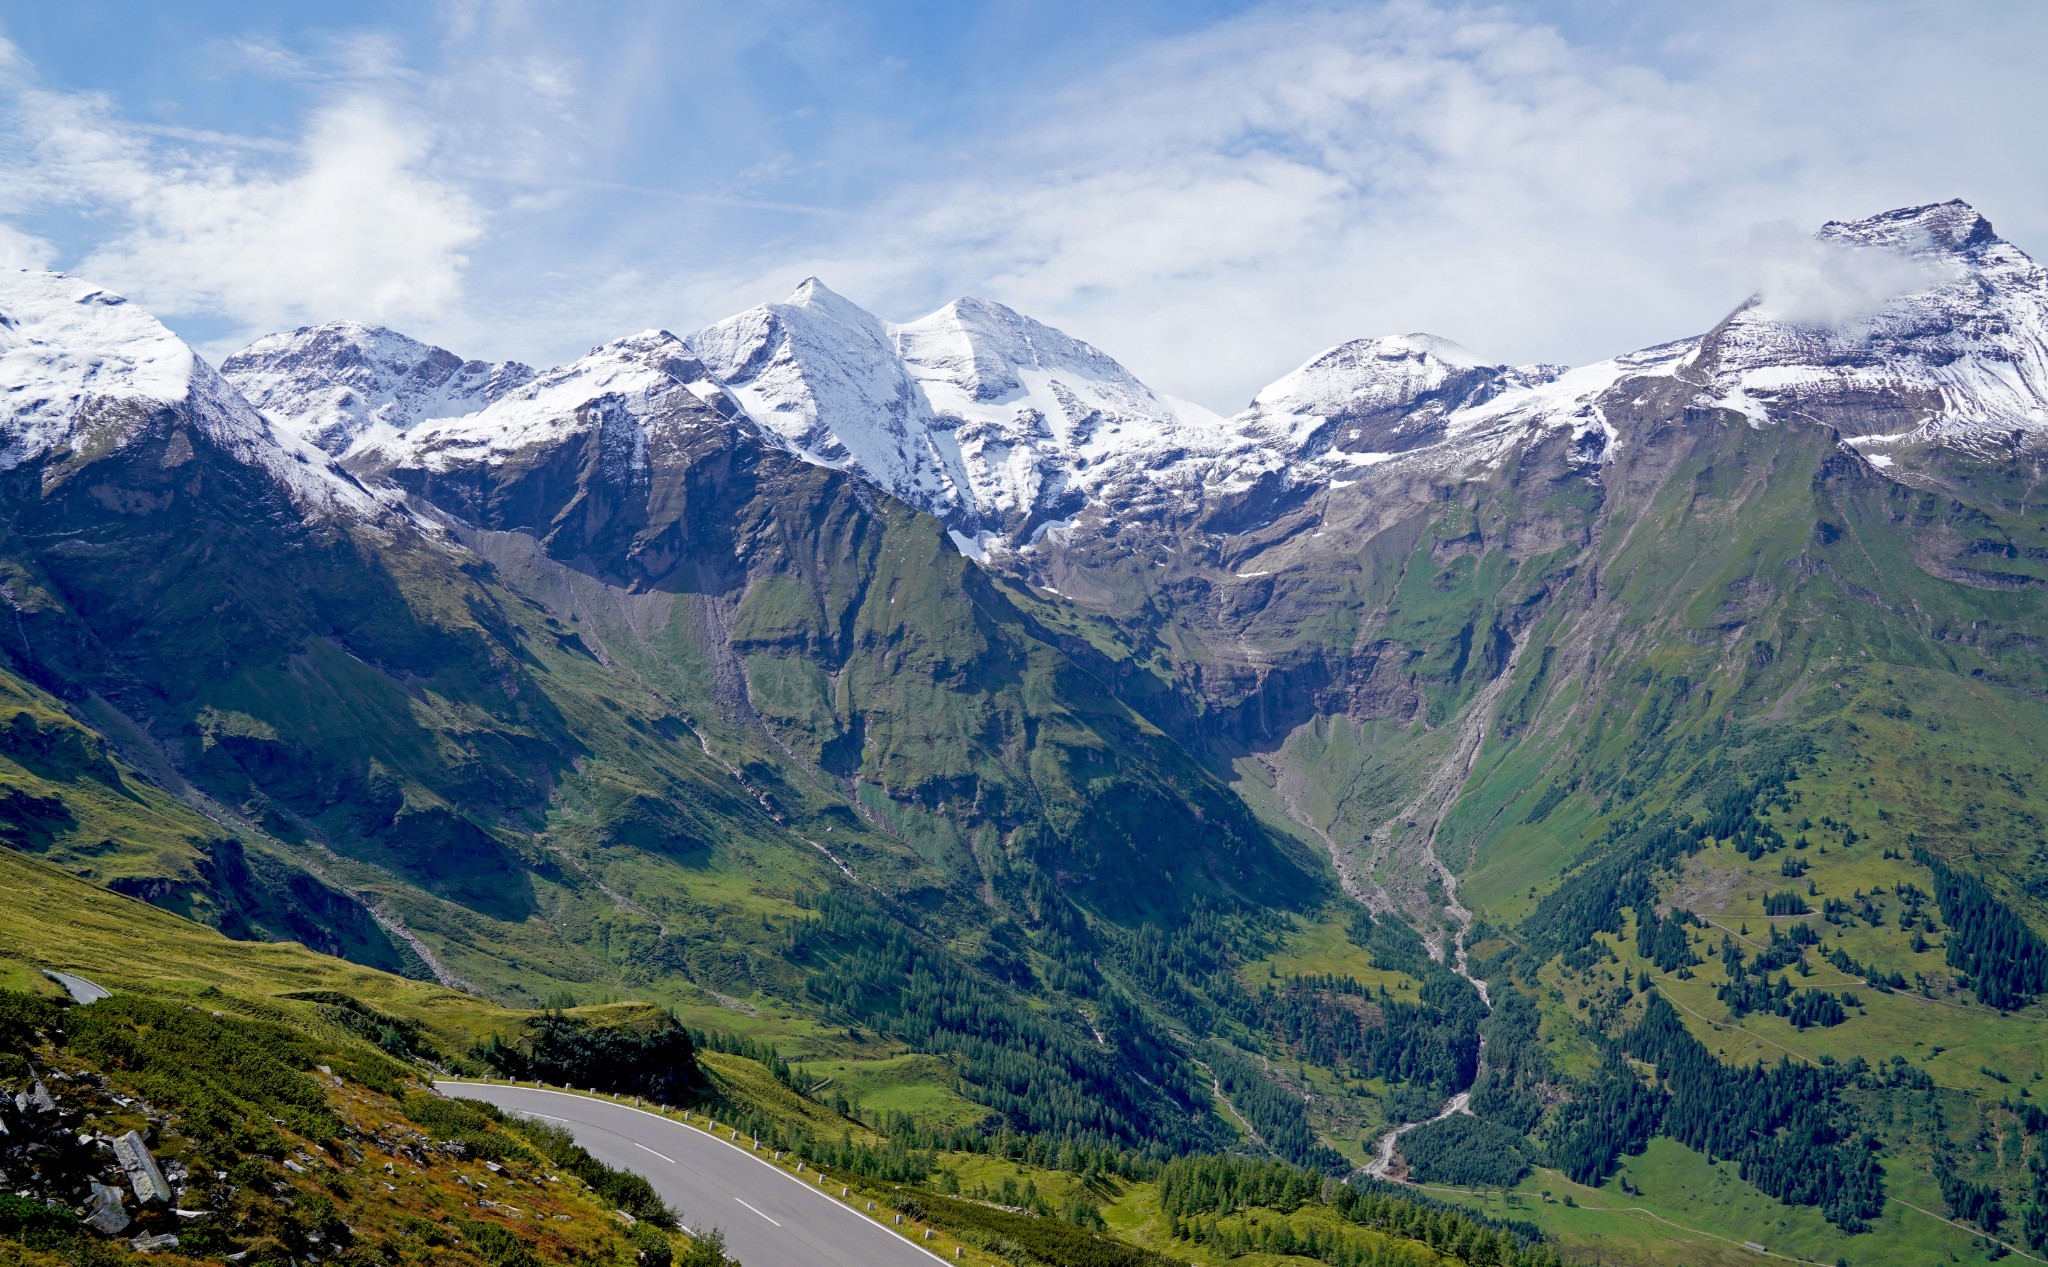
(1400, 1114, 1533, 1188)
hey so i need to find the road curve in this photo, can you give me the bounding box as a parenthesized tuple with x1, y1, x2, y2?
(436, 1082, 940, 1267)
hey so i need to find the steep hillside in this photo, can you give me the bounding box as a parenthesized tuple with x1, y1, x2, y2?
(1003, 201, 2048, 1259)
(0, 268, 1327, 1167)
(0, 847, 717, 1266)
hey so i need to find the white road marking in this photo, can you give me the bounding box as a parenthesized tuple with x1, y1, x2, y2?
(435, 1083, 955, 1265)
(735, 1198, 781, 1226)
(634, 1142, 677, 1164)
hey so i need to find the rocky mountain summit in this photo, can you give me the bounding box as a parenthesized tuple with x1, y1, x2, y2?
(222, 321, 536, 455)
(1694, 199, 2048, 451)
(216, 201, 2048, 576)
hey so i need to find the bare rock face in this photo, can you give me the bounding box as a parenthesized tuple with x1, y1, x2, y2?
(344, 330, 758, 590)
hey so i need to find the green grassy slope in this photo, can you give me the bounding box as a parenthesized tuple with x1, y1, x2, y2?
(0, 849, 714, 1266)
(1397, 409, 2048, 1257)
(0, 403, 1341, 1165)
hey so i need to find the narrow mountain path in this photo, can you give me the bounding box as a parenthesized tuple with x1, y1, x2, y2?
(1193, 1059, 1262, 1146)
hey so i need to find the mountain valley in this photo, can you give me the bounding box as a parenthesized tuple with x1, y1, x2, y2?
(7, 198, 2048, 1265)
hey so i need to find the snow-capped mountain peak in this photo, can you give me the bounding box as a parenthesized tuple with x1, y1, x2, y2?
(1816, 197, 2001, 258)
(1239, 333, 1565, 461)
(1697, 199, 2048, 444)
(0, 270, 382, 515)
(222, 321, 534, 456)
(348, 328, 737, 478)
(895, 294, 1194, 437)
(893, 293, 1226, 529)
(684, 278, 966, 511)
(685, 280, 1234, 543)
(896, 295, 1147, 406)
(0, 271, 197, 474)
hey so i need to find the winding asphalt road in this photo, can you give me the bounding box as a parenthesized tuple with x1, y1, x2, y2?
(437, 1081, 939, 1267)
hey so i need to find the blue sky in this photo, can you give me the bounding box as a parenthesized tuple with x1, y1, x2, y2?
(2, 1, 2044, 409)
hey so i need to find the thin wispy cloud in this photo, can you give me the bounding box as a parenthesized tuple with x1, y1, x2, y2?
(717, 0, 2048, 407)
(1735, 222, 1961, 330)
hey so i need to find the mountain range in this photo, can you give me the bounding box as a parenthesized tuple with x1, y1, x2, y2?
(7, 197, 2048, 1264)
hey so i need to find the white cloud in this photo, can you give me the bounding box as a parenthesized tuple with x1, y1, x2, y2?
(84, 97, 480, 329)
(0, 220, 51, 268)
(686, 0, 2048, 409)
(0, 41, 482, 341)
(1734, 221, 1958, 329)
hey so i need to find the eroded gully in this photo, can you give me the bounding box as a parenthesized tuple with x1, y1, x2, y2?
(1353, 635, 1526, 1180)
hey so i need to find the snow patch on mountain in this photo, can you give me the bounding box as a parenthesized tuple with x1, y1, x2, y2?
(1698, 201, 2048, 444)
(0, 270, 379, 516)
(224, 322, 535, 456)
(355, 330, 738, 475)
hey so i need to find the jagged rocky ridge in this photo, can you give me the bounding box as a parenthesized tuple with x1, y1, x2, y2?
(230, 201, 2048, 562)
